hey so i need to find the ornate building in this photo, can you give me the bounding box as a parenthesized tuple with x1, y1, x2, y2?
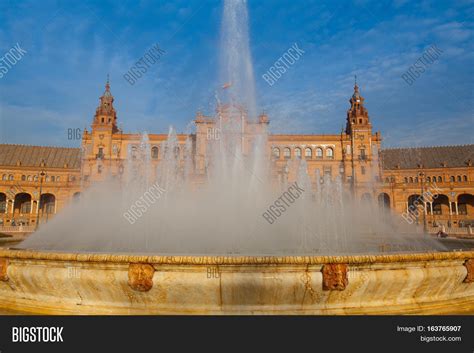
(0, 80, 473, 232)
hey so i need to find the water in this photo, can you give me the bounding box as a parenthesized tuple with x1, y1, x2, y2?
(18, 0, 445, 255)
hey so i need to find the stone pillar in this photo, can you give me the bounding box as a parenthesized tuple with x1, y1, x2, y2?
(455, 202, 459, 215)
(449, 202, 452, 215)
(430, 202, 433, 215)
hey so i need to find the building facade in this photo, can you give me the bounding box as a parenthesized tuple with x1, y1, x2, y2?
(0, 81, 473, 231)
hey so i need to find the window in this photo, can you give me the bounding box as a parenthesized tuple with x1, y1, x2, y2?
(326, 148, 334, 159)
(98, 165, 103, 174)
(130, 146, 137, 160)
(21, 175, 26, 181)
(8, 175, 13, 181)
(2, 174, 6, 181)
(51, 176, 56, 182)
(272, 148, 280, 159)
(56, 176, 60, 182)
(295, 148, 302, 159)
(464, 175, 468, 182)
(359, 149, 366, 160)
(316, 148, 323, 159)
(305, 148, 312, 158)
(0, 198, 5, 214)
(20, 201, 31, 214)
(45, 176, 50, 182)
(458, 203, 467, 215)
(457, 176, 462, 182)
(438, 176, 442, 183)
(414, 177, 418, 183)
(151, 146, 159, 159)
(361, 166, 366, 175)
(409, 177, 413, 183)
(97, 147, 104, 159)
(283, 148, 291, 159)
(450, 176, 455, 182)
(33, 175, 38, 182)
(426, 176, 431, 183)
(404, 177, 408, 183)
(27, 175, 32, 181)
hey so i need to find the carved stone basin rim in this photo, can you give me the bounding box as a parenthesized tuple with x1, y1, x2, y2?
(1, 249, 473, 265)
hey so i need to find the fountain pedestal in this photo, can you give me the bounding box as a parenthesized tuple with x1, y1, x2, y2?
(0, 249, 473, 314)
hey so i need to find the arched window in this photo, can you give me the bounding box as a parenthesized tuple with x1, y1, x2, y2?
(426, 176, 431, 183)
(378, 193, 390, 210)
(450, 176, 455, 182)
(414, 177, 418, 183)
(151, 146, 159, 159)
(45, 175, 50, 182)
(409, 177, 413, 183)
(2, 174, 6, 181)
(8, 175, 13, 181)
(438, 176, 442, 183)
(283, 148, 291, 159)
(14, 193, 32, 214)
(295, 148, 302, 159)
(27, 175, 32, 181)
(51, 176, 56, 182)
(457, 175, 462, 182)
(404, 177, 408, 183)
(326, 148, 334, 159)
(56, 176, 60, 182)
(40, 194, 56, 214)
(464, 175, 468, 182)
(33, 175, 38, 182)
(305, 148, 312, 158)
(21, 175, 26, 181)
(272, 148, 280, 159)
(73, 192, 81, 202)
(0, 193, 6, 214)
(316, 148, 323, 159)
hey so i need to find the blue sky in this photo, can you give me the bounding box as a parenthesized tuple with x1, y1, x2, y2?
(0, 0, 473, 148)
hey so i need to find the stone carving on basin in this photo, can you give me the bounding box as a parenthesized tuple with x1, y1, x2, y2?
(128, 263, 155, 292)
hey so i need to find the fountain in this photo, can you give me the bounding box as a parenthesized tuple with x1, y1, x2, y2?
(0, 0, 472, 314)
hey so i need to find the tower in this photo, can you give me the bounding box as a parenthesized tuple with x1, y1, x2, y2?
(344, 80, 382, 192)
(92, 76, 118, 134)
(345, 79, 371, 134)
(82, 77, 120, 181)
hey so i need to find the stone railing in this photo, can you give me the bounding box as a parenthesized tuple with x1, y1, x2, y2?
(0, 225, 35, 234)
(428, 226, 473, 236)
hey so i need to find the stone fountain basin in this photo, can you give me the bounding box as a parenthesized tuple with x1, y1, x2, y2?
(0, 249, 473, 315)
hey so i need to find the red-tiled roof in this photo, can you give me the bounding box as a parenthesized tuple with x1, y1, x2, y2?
(381, 145, 474, 170)
(0, 144, 81, 169)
